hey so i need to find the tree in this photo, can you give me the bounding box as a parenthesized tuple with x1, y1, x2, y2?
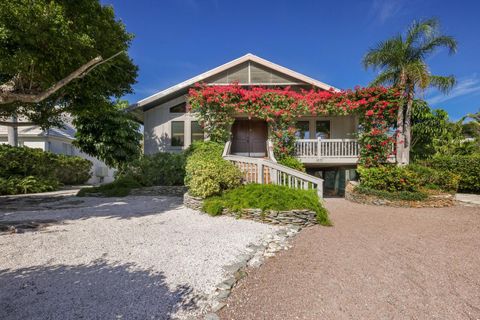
(363, 18, 457, 165)
(73, 100, 142, 168)
(0, 0, 138, 159)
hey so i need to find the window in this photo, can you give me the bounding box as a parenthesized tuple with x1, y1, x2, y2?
(191, 121, 204, 142)
(171, 121, 184, 146)
(295, 121, 310, 139)
(315, 120, 331, 139)
(169, 102, 187, 113)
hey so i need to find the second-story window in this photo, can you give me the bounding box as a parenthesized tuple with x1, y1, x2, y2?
(169, 102, 187, 113)
(191, 121, 204, 142)
(316, 120, 331, 139)
(295, 121, 310, 139)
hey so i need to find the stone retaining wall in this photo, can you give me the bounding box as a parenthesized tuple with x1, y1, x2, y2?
(183, 193, 318, 227)
(345, 181, 454, 208)
(130, 185, 187, 197)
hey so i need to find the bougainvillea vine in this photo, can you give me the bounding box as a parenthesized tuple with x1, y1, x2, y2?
(188, 83, 401, 167)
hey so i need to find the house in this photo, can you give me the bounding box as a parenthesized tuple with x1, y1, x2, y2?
(0, 121, 115, 185)
(129, 54, 360, 195)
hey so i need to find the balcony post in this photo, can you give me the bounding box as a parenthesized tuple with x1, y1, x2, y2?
(317, 138, 321, 160)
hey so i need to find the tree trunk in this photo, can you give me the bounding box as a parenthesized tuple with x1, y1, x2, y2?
(403, 86, 414, 165)
(7, 115, 18, 147)
(396, 97, 406, 165)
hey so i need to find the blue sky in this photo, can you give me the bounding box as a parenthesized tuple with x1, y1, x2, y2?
(104, 0, 480, 120)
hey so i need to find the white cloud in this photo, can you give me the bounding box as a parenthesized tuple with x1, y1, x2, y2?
(427, 75, 480, 104)
(369, 0, 405, 24)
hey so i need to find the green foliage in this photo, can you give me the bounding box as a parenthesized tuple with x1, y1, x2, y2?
(202, 184, 331, 226)
(406, 164, 460, 192)
(0, 145, 91, 195)
(422, 155, 480, 193)
(0, 176, 59, 195)
(357, 165, 420, 192)
(185, 141, 242, 198)
(355, 185, 428, 201)
(73, 100, 142, 169)
(79, 152, 186, 197)
(0, 0, 139, 163)
(277, 156, 306, 172)
(77, 176, 141, 197)
(118, 152, 186, 187)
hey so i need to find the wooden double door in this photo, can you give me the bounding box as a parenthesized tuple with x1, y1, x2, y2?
(231, 119, 268, 157)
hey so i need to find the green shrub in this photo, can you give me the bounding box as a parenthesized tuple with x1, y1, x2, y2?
(407, 164, 460, 192)
(355, 185, 428, 201)
(422, 155, 480, 193)
(0, 145, 92, 185)
(203, 184, 331, 225)
(357, 165, 420, 192)
(278, 156, 306, 172)
(77, 176, 142, 197)
(185, 141, 242, 198)
(54, 155, 92, 185)
(118, 152, 186, 187)
(0, 176, 59, 195)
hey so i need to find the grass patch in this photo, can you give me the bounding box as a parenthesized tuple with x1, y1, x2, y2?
(355, 185, 428, 201)
(77, 176, 142, 197)
(202, 184, 331, 226)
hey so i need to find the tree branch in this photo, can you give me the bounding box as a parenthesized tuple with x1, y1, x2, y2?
(0, 51, 124, 105)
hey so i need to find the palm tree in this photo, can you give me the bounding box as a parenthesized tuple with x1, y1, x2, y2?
(363, 18, 457, 165)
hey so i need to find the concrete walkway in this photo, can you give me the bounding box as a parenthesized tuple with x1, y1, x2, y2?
(219, 199, 480, 320)
(455, 193, 480, 206)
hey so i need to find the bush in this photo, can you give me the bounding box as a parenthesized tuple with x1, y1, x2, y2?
(185, 141, 242, 198)
(203, 184, 331, 225)
(278, 156, 306, 172)
(77, 176, 142, 197)
(357, 165, 420, 192)
(118, 152, 186, 187)
(54, 155, 92, 185)
(407, 164, 460, 192)
(422, 155, 480, 193)
(0, 176, 59, 195)
(0, 145, 92, 195)
(355, 185, 428, 201)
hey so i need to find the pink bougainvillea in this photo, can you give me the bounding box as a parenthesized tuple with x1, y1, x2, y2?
(188, 83, 401, 166)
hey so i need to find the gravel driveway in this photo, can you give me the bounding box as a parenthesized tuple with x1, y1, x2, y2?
(219, 198, 480, 320)
(0, 195, 280, 319)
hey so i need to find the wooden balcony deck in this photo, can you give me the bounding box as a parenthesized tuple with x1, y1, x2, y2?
(295, 139, 360, 165)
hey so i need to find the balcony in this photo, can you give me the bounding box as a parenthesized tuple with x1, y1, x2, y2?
(294, 139, 360, 165)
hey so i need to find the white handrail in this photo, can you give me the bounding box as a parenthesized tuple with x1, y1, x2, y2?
(222, 140, 232, 157)
(266, 139, 277, 162)
(224, 154, 323, 198)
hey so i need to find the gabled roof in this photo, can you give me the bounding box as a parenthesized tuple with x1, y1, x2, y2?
(128, 53, 339, 114)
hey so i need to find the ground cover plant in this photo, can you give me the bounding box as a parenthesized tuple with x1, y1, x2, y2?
(202, 183, 331, 226)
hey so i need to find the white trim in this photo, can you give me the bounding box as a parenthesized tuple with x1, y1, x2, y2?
(130, 53, 339, 110)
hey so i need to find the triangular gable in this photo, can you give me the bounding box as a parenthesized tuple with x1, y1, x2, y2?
(130, 53, 338, 112)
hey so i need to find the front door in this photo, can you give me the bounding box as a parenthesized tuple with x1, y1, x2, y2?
(231, 119, 268, 157)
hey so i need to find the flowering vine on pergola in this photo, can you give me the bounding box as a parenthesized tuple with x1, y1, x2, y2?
(188, 83, 401, 167)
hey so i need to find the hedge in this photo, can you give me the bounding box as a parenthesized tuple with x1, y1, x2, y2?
(0, 145, 92, 195)
(422, 155, 480, 193)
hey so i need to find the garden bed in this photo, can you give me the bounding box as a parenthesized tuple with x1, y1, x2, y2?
(345, 181, 454, 208)
(184, 184, 330, 227)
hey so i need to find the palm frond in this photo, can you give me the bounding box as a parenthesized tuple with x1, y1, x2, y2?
(429, 75, 456, 93)
(419, 35, 457, 57)
(406, 18, 439, 46)
(363, 36, 405, 70)
(404, 61, 430, 90)
(369, 70, 398, 87)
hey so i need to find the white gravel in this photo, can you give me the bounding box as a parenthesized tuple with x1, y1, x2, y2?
(0, 195, 280, 319)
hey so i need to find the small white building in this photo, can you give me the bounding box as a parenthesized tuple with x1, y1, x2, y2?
(0, 122, 115, 185)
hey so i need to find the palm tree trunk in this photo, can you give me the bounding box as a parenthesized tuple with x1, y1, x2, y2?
(396, 75, 407, 166)
(403, 86, 414, 165)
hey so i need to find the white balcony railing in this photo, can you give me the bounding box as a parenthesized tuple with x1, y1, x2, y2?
(295, 139, 360, 159)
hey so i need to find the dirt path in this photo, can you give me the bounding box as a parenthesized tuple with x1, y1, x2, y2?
(218, 199, 480, 319)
